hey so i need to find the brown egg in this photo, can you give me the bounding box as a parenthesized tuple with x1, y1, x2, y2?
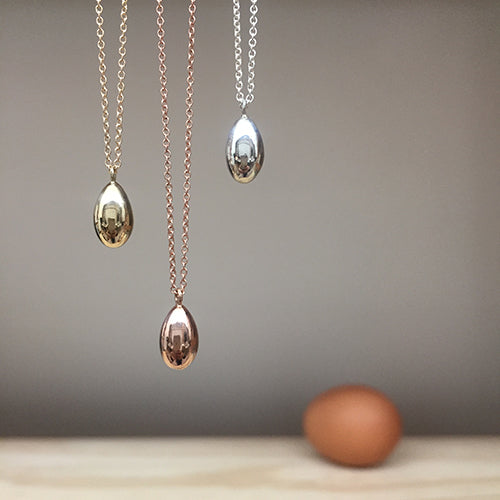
(303, 385, 402, 467)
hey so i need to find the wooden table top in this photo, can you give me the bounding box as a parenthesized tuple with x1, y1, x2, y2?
(1, 437, 499, 499)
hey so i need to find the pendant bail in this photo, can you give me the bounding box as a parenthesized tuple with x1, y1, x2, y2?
(174, 289, 184, 306)
(110, 168, 117, 182)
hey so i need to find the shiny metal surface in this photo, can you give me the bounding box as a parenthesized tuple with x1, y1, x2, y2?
(160, 304, 198, 370)
(226, 114, 264, 183)
(93, 180, 133, 248)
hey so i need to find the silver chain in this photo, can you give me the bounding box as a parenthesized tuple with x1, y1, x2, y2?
(233, 0, 258, 111)
(96, 0, 128, 178)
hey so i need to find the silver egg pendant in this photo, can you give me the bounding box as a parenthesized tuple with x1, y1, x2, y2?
(160, 304, 198, 370)
(93, 180, 133, 248)
(226, 114, 264, 183)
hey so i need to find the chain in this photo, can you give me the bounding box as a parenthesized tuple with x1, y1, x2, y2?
(96, 0, 128, 178)
(233, 0, 258, 111)
(157, 0, 196, 303)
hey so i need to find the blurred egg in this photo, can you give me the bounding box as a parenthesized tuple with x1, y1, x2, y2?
(303, 385, 402, 467)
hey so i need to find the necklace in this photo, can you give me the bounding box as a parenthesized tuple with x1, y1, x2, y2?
(93, 0, 133, 248)
(157, 0, 199, 370)
(226, 0, 264, 183)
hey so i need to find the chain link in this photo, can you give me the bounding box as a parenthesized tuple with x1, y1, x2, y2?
(233, 0, 258, 111)
(157, 0, 196, 301)
(96, 0, 128, 177)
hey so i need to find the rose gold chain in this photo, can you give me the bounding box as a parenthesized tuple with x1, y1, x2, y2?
(96, 0, 128, 177)
(157, 0, 196, 302)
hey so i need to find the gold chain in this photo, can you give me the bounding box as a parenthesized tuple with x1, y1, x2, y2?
(157, 0, 196, 302)
(96, 0, 128, 177)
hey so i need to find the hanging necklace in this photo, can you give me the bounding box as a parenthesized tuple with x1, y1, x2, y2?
(226, 0, 264, 183)
(157, 0, 199, 370)
(93, 0, 133, 248)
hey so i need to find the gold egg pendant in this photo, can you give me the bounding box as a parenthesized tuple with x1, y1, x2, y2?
(93, 179, 133, 248)
(160, 304, 198, 370)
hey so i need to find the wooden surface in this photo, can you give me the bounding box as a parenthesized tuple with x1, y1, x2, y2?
(1, 437, 499, 499)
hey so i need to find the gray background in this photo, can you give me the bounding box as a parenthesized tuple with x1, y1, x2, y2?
(1, 0, 499, 436)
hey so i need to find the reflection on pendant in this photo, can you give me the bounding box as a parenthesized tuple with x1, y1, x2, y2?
(226, 114, 264, 183)
(160, 304, 198, 370)
(93, 181, 133, 248)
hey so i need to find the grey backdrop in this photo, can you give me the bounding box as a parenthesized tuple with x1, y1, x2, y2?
(1, 0, 499, 436)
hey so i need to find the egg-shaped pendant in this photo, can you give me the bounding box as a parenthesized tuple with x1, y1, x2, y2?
(93, 180, 133, 248)
(226, 114, 264, 183)
(160, 304, 198, 370)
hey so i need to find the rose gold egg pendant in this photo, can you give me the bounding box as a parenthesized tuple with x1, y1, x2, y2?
(160, 303, 198, 370)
